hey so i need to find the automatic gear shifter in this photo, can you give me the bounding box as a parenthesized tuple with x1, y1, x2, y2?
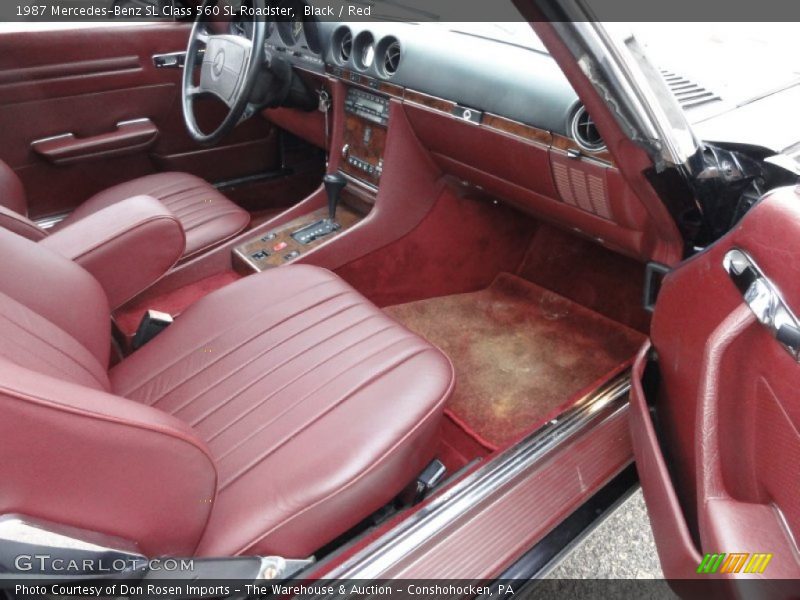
(323, 172, 347, 222)
(291, 172, 347, 245)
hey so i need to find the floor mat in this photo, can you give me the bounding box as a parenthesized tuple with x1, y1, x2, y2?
(384, 273, 646, 448)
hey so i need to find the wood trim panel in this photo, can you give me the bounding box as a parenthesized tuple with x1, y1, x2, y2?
(325, 65, 404, 98)
(232, 200, 365, 273)
(401, 91, 612, 165)
(552, 132, 614, 165)
(324, 71, 615, 166)
(341, 112, 387, 187)
(402, 89, 457, 113)
(482, 113, 552, 148)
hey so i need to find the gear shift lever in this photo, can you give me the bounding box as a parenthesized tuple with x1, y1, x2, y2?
(323, 172, 347, 222)
(290, 172, 347, 245)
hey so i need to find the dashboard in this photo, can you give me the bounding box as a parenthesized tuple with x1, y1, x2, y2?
(255, 14, 662, 262)
(228, 9, 674, 273)
(261, 19, 595, 146)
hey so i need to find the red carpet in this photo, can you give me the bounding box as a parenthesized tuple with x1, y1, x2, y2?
(517, 224, 652, 333)
(385, 273, 646, 447)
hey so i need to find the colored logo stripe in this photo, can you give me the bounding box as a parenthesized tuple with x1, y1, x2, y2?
(697, 554, 726, 574)
(720, 553, 749, 573)
(743, 553, 773, 574)
(697, 553, 773, 574)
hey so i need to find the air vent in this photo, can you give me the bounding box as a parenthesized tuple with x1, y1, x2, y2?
(661, 70, 721, 110)
(383, 41, 401, 76)
(570, 106, 605, 153)
(339, 30, 353, 63)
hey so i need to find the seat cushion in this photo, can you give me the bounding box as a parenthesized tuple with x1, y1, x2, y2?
(110, 265, 454, 557)
(57, 172, 250, 258)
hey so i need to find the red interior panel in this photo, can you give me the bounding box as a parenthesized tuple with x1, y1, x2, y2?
(334, 183, 535, 307)
(402, 101, 670, 263)
(0, 24, 279, 218)
(629, 344, 704, 580)
(404, 103, 557, 199)
(550, 150, 648, 232)
(636, 186, 800, 580)
(525, 20, 684, 266)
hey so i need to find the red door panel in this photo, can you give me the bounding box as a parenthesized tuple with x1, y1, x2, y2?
(630, 186, 800, 582)
(0, 24, 279, 219)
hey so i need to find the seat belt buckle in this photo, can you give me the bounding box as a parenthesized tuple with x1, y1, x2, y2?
(132, 309, 173, 350)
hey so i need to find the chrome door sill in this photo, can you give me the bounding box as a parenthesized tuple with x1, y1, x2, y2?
(315, 373, 632, 580)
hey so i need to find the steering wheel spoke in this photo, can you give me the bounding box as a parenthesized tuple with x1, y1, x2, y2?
(195, 29, 211, 45)
(181, 0, 267, 145)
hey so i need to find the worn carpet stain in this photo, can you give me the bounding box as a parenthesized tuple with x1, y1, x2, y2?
(384, 273, 646, 447)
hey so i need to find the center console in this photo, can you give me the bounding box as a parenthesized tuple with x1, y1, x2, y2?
(341, 87, 390, 187)
(232, 84, 390, 274)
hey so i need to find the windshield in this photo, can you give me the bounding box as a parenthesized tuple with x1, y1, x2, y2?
(627, 23, 800, 123)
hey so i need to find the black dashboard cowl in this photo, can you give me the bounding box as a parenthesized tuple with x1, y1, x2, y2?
(317, 22, 580, 136)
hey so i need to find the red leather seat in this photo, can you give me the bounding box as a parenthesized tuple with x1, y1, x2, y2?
(0, 230, 453, 557)
(0, 161, 249, 258)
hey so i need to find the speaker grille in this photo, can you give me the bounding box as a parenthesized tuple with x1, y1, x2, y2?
(553, 161, 612, 221)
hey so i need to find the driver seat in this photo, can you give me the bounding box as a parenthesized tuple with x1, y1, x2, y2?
(0, 161, 250, 258)
(0, 228, 454, 557)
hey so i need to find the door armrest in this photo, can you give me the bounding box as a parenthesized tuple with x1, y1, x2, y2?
(40, 195, 185, 309)
(31, 119, 159, 165)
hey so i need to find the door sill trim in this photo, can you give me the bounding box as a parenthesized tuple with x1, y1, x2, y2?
(315, 373, 632, 580)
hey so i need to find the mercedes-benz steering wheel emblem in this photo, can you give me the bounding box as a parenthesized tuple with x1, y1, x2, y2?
(212, 49, 225, 77)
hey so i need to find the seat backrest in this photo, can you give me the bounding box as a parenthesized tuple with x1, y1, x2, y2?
(0, 227, 110, 388)
(0, 228, 217, 556)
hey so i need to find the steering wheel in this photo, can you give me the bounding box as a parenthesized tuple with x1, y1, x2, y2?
(182, 0, 267, 145)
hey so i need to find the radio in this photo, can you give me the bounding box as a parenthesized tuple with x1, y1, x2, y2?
(344, 88, 390, 126)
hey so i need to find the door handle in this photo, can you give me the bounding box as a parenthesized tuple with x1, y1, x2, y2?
(153, 51, 186, 69)
(152, 49, 205, 69)
(31, 118, 159, 165)
(723, 247, 800, 359)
